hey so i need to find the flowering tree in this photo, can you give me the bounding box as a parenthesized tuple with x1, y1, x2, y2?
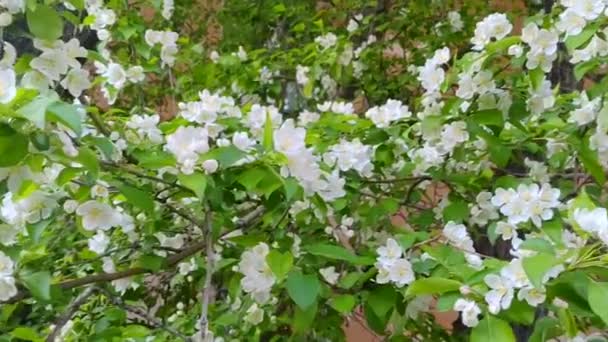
(0, 0, 607, 341)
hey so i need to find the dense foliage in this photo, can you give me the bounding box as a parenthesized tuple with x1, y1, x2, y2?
(0, 0, 607, 341)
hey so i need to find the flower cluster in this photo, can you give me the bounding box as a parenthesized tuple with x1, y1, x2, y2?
(237, 243, 275, 304)
(375, 238, 415, 287)
(491, 183, 561, 227)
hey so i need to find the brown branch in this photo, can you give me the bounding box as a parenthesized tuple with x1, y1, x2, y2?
(46, 286, 97, 342)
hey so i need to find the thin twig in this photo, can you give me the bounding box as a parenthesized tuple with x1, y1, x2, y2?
(46, 286, 97, 342)
(199, 208, 214, 340)
(98, 287, 190, 341)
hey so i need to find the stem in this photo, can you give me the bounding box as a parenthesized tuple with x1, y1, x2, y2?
(199, 208, 214, 339)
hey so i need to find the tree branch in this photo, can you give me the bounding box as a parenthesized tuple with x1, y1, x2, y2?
(46, 286, 97, 342)
(1, 206, 263, 305)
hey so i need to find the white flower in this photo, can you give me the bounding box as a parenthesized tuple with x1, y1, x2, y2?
(556, 10, 586, 36)
(145, 30, 163, 46)
(319, 266, 340, 285)
(387, 258, 415, 287)
(232, 132, 255, 151)
(573, 207, 608, 234)
(88, 230, 110, 254)
(30, 51, 68, 82)
(60, 68, 91, 97)
(274, 119, 306, 155)
(165, 126, 209, 172)
(296, 65, 309, 85)
(0, 0, 24, 13)
(347, 18, 359, 32)
(501, 258, 530, 288)
(0, 251, 14, 276)
(126, 66, 145, 83)
(155, 232, 185, 249)
(439, 121, 469, 153)
(162, 0, 174, 20)
(0, 276, 17, 301)
(103, 63, 127, 89)
(178, 259, 197, 275)
(508, 44, 523, 57)
(0, 12, 12, 27)
(0, 42, 16, 68)
(298, 110, 320, 126)
(365, 99, 411, 128)
(448, 11, 463, 31)
(569, 92, 600, 126)
(76, 201, 121, 231)
(418, 64, 445, 93)
(568, 0, 604, 20)
(484, 274, 514, 314)
(454, 299, 481, 327)
(91, 184, 109, 198)
(323, 139, 373, 177)
(244, 303, 264, 325)
(238, 243, 275, 304)
(202, 159, 219, 174)
(495, 221, 518, 240)
(471, 13, 512, 51)
(315, 33, 337, 49)
(0, 68, 16, 104)
(517, 286, 546, 306)
(127, 114, 163, 143)
(376, 238, 402, 263)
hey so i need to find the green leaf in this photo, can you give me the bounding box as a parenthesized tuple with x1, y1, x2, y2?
(26, 219, 52, 244)
(237, 167, 267, 192)
(486, 36, 521, 54)
(10, 327, 41, 342)
(436, 293, 460, 311)
(367, 286, 397, 319)
(330, 294, 356, 314)
(522, 253, 558, 289)
(16, 96, 57, 128)
(293, 302, 317, 334)
(266, 250, 293, 281)
(442, 200, 469, 223)
(529, 68, 545, 90)
(588, 281, 608, 325)
(405, 278, 462, 298)
(286, 271, 321, 309)
(77, 147, 100, 178)
(26, 4, 64, 41)
(576, 140, 606, 184)
(46, 102, 83, 137)
(0, 124, 29, 167)
(470, 109, 504, 127)
(565, 25, 599, 52)
(137, 255, 165, 271)
(21, 271, 51, 301)
(529, 317, 561, 342)
(263, 111, 273, 151)
(304, 243, 375, 265)
(574, 60, 600, 81)
(178, 172, 207, 199)
(470, 316, 516, 342)
(518, 238, 555, 255)
(541, 218, 563, 246)
(203, 146, 247, 167)
(117, 184, 155, 213)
